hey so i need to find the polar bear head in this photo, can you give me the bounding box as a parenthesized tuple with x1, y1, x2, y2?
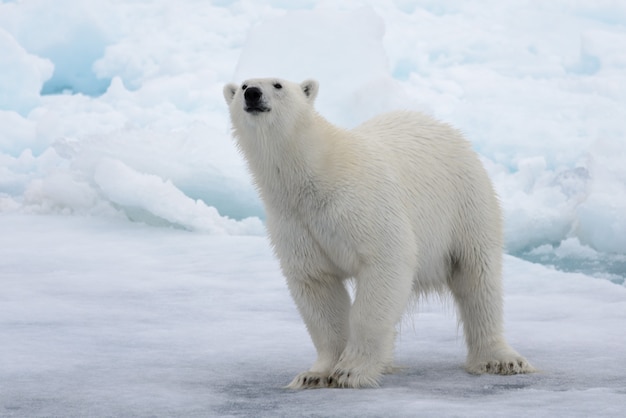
(223, 78, 319, 135)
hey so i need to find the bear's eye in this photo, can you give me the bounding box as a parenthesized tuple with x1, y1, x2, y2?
(273, 83, 282, 89)
(242, 84, 248, 90)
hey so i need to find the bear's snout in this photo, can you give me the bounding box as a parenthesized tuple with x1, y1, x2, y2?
(244, 87, 270, 113)
(244, 87, 262, 103)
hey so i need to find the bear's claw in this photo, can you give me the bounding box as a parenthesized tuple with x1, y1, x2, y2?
(466, 355, 535, 375)
(286, 372, 329, 389)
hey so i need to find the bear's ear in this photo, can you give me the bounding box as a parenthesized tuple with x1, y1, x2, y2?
(223, 83, 238, 105)
(300, 79, 319, 103)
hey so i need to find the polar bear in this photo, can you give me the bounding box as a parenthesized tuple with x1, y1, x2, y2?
(223, 78, 534, 389)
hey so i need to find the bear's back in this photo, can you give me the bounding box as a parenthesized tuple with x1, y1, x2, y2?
(349, 110, 500, 250)
(352, 111, 469, 158)
(350, 111, 483, 193)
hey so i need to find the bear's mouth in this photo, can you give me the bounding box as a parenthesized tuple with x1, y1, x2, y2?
(244, 105, 271, 114)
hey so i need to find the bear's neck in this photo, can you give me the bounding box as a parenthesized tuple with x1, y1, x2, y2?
(238, 113, 343, 208)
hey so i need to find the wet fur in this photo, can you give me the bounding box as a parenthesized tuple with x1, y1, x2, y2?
(224, 78, 534, 389)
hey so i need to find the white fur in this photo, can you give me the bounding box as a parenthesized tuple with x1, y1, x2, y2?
(223, 78, 534, 389)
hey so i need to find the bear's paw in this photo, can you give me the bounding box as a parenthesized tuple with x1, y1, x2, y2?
(466, 351, 536, 375)
(327, 367, 381, 388)
(286, 371, 331, 389)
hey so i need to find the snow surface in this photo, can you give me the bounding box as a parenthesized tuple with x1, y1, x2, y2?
(1, 214, 626, 417)
(1, 0, 626, 415)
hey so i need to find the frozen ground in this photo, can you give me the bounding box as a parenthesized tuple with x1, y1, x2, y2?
(1, 214, 625, 417)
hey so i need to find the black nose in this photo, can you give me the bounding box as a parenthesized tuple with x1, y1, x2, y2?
(244, 87, 262, 104)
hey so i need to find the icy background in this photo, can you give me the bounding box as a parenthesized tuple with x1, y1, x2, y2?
(1, 0, 624, 281)
(1, 0, 626, 416)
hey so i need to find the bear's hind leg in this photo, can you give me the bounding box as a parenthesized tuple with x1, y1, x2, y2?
(448, 249, 535, 375)
(286, 275, 350, 389)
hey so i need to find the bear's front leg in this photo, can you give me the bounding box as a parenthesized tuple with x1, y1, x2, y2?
(285, 274, 350, 389)
(329, 265, 414, 388)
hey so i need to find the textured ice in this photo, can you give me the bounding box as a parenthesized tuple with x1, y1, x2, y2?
(0, 1, 624, 277)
